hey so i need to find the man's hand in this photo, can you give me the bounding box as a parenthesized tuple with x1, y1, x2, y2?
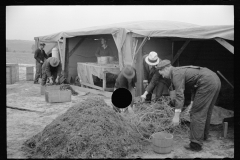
(143, 80, 148, 89)
(186, 101, 193, 114)
(172, 112, 180, 126)
(55, 76, 59, 84)
(49, 77, 53, 84)
(143, 82, 148, 89)
(140, 94, 146, 102)
(40, 60, 43, 64)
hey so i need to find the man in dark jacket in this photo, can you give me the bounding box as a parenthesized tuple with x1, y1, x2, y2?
(141, 51, 171, 102)
(156, 60, 221, 152)
(113, 65, 137, 113)
(41, 57, 63, 86)
(34, 42, 48, 84)
(95, 37, 117, 59)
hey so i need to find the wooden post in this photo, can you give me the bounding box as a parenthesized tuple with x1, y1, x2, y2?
(103, 71, 107, 91)
(132, 36, 148, 65)
(215, 38, 234, 54)
(68, 37, 85, 58)
(172, 40, 191, 65)
(135, 38, 144, 96)
(64, 38, 69, 82)
(172, 41, 174, 61)
(222, 122, 228, 138)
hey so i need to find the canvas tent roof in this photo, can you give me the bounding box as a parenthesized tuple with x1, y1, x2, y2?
(36, 20, 234, 42)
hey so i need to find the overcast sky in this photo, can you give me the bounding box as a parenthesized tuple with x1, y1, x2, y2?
(6, 5, 234, 41)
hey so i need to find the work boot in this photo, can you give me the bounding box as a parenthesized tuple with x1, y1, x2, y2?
(184, 142, 202, 152)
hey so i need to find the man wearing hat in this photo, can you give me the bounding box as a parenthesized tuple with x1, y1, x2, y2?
(34, 42, 48, 84)
(141, 51, 171, 102)
(41, 57, 63, 86)
(156, 59, 221, 152)
(113, 65, 137, 113)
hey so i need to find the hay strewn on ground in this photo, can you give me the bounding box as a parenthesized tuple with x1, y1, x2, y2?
(21, 96, 190, 158)
(21, 97, 145, 158)
(128, 96, 190, 139)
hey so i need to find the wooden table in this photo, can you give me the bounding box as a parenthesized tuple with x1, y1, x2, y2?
(77, 62, 120, 91)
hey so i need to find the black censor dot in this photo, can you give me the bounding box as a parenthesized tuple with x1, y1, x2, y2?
(111, 88, 132, 109)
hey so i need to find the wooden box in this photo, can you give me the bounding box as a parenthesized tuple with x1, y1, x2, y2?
(41, 85, 61, 95)
(45, 90, 71, 103)
(6, 63, 19, 84)
(26, 66, 34, 81)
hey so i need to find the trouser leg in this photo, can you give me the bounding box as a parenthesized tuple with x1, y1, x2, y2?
(34, 62, 42, 83)
(203, 74, 221, 140)
(155, 81, 170, 100)
(51, 72, 58, 84)
(41, 72, 47, 86)
(189, 75, 220, 146)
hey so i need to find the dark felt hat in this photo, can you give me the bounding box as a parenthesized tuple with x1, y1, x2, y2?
(156, 60, 171, 70)
(122, 65, 135, 79)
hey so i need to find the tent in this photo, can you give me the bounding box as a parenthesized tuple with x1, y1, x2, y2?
(34, 20, 234, 97)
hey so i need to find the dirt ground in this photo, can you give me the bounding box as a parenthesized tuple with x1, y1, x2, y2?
(7, 66, 234, 158)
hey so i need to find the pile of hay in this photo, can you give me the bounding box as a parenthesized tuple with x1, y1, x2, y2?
(21, 97, 145, 158)
(129, 96, 190, 139)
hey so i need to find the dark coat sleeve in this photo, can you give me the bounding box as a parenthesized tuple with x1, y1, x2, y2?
(34, 49, 41, 63)
(45, 60, 52, 77)
(57, 63, 62, 76)
(142, 55, 149, 81)
(95, 47, 100, 57)
(172, 72, 185, 110)
(132, 69, 137, 88)
(146, 72, 161, 93)
(108, 47, 113, 57)
(43, 50, 48, 60)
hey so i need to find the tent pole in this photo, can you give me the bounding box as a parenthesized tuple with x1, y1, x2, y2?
(57, 40, 63, 64)
(68, 37, 85, 58)
(215, 38, 234, 54)
(172, 40, 191, 65)
(132, 36, 149, 66)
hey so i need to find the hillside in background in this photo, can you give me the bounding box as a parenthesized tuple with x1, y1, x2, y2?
(6, 40, 57, 54)
(6, 40, 35, 53)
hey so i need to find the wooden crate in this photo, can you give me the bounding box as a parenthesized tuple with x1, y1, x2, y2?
(6, 63, 19, 84)
(26, 66, 34, 81)
(40, 85, 61, 95)
(45, 90, 71, 103)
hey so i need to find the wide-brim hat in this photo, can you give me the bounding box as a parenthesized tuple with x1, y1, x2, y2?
(145, 51, 160, 66)
(39, 42, 46, 46)
(122, 65, 135, 79)
(49, 57, 60, 67)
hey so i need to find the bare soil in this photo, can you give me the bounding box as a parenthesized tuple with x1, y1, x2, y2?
(7, 66, 234, 158)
